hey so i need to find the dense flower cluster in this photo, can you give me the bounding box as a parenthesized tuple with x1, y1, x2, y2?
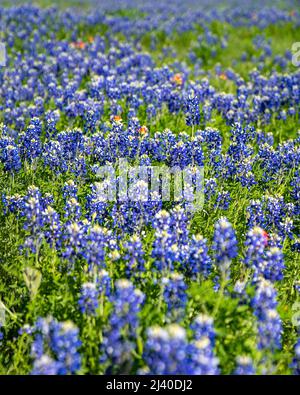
(251, 279, 282, 353)
(30, 317, 81, 375)
(143, 322, 219, 374)
(291, 339, 300, 375)
(0, 0, 299, 376)
(234, 356, 255, 375)
(162, 273, 188, 321)
(212, 217, 238, 278)
(100, 280, 145, 373)
(78, 282, 100, 315)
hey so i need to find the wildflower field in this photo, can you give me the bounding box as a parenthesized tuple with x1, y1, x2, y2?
(0, 0, 300, 376)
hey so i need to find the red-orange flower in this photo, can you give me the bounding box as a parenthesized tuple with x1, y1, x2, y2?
(113, 115, 122, 123)
(171, 73, 183, 86)
(219, 73, 227, 81)
(139, 125, 148, 136)
(261, 230, 270, 246)
(71, 41, 85, 49)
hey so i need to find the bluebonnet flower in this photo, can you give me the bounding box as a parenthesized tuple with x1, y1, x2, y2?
(0, 142, 22, 173)
(30, 317, 81, 375)
(191, 314, 216, 346)
(31, 355, 61, 375)
(235, 159, 256, 188)
(230, 123, 255, 145)
(152, 210, 179, 272)
(2, 193, 25, 215)
(170, 206, 190, 247)
(262, 195, 286, 232)
(215, 189, 231, 210)
(45, 109, 60, 137)
(212, 217, 238, 277)
(204, 178, 217, 202)
(234, 356, 255, 375)
(203, 102, 212, 122)
(185, 235, 212, 278)
(292, 239, 300, 253)
(184, 92, 200, 126)
(251, 279, 282, 352)
(291, 172, 300, 215)
(233, 278, 248, 300)
(143, 324, 219, 375)
(291, 339, 300, 375)
(86, 182, 109, 224)
(168, 88, 182, 114)
(261, 247, 285, 282)
(112, 177, 161, 234)
(146, 103, 156, 120)
(83, 107, 102, 132)
(244, 227, 268, 280)
(201, 127, 223, 176)
(256, 131, 274, 146)
(18, 324, 33, 336)
(246, 195, 294, 245)
(83, 225, 111, 270)
(143, 324, 188, 374)
(62, 222, 86, 266)
(247, 200, 265, 228)
(62, 180, 78, 200)
(42, 193, 54, 208)
(21, 187, 45, 253)
(186, 336, 220, 375)
(168, 139, 192, 168)
(123, 234, 145, 275)
(277, 217, 294, 240)
(162, 273, 187, 321)
(291, 172, 300, 205)
(78, 282, 99, 315)
(57, 129, 85, 160)
(19, 125, 42, 162)
(64, 198, 82, 223)
(70, 154, 87, 177)
(257, 144, 281, 182)
(101, 280, 144, 373)
(42, 206, 62, 248)
(96, 269, 111, 298)
(43, 140, 68, 173)
(49, 320, 82, 374)
(30, 118, 42, 136)
(257, 308, 282, 352)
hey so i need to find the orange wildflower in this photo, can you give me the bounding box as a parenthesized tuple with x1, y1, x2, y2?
(171, 73, 183, 86)
(71, 41, 85, 49)
(113, 115, 122, 123)
(261, 230, 270, 246)
(139, 126, 148, 135)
